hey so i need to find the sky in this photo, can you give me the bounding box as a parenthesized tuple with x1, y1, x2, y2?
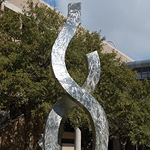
(44, 0, 150, 61)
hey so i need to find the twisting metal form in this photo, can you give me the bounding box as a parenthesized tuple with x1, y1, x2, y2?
(44, 2, 109, 150)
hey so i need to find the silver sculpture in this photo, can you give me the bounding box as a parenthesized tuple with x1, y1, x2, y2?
(44, 2, 109, 150)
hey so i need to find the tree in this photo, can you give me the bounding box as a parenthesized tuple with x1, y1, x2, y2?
(1, 1, 150, 149)
(0, 1, 65, 149)
(66, 25, 150, 149)
(128, 80, 150, 149)
(66, 27, 150, 149)
(93, 52, 150, 149)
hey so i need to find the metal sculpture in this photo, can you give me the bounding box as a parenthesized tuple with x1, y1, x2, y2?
(44, 2, 109, 150)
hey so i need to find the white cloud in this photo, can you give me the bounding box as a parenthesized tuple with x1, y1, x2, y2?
(55, 0, 150, 61)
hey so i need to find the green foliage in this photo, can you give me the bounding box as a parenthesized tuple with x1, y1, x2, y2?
(0, 1, 65, 120)
(1, 0, 150, 149)
(128, 96, 150, 147)
(93, 53, 150, 148)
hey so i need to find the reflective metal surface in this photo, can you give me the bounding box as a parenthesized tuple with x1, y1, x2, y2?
(44, 2, 109, 150)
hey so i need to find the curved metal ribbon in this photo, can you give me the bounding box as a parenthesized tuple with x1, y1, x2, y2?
(44, 2, 109, 150)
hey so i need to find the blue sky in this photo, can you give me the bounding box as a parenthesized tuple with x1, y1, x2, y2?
(43, 0, 57, 7)
(43, 0, 150, 61)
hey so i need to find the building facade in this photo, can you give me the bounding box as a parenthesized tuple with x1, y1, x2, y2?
(1, 0, 134, 63)
(127, 60, 150, 80)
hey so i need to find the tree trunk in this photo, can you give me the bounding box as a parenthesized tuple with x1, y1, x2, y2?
(24, 106, 31, 150)
(81, 128, 93, 150)
(120, 140, 127, 150)
(136, 144, 138, 150)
